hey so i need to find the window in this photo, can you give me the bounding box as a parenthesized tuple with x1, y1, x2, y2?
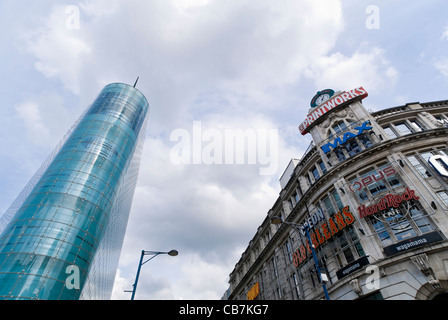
(367, 200, 434, 246)
(369, 217, 392, 246)
(285, 239, 293, 261)
(407, 155, 432, 178)
(410, 120, 424, 132)
(332, 225, 365, 267)
(420, 151, 435, 162)
(437, 191, 448, 207)
(395, 122, 412, 135)
(294, 193, 300, 204)
(271, 257, 279, 279)
(344, 139, 362, 157)
(332, 121, 348, 135)
(358, 134, 373, 149)
(331, 189, 344, 211)
(318, 161, 327, 174)
(295, 185, 303, 204)
(435, 115, 448, 126)
(349, 163, 403, 203)
(321, 190, 343, 217)
(311, 166, 320, 181)
(383, 126, 397, 138)
(306, 173, 312, 186)
(292, 273, 301, 300)
(334, 147, 346, 162)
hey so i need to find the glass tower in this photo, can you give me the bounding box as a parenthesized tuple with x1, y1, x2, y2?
(0, 83, 149, 300)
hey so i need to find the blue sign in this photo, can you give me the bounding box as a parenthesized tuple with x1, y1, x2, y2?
(321, 120, 373, 154)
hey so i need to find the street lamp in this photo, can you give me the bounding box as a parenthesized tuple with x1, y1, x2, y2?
(270, 217, 330, 300)
(126, 249, 178, 300)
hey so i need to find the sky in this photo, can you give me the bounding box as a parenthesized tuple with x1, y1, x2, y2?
(0, 0, 447, 300)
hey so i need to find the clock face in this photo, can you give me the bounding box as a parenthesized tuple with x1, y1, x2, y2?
(315, 93, 330, 106)
(310, 89, 335, 108)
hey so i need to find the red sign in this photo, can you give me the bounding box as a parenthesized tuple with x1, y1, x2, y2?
(292, 206, 355, 267)
(348, 165, 397, 192)
(358, 188, 419, 219)
(299, 87, 368, 135)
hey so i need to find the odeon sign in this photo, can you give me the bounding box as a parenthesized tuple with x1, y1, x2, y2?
(292, 206, 355, 267)
(299, 86, 368, 135)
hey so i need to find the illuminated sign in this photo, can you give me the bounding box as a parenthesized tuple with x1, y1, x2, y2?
(299, 86, 368, 135)
(321, 120, 373, 154)
(358, 188, 419, 219)
(300, 208, 325, 235)
(292, 206, 355, 267)
(348, 165, 397, 192)
(247, 282, 260, 300)
(428, 155, 448, 177)
(383, 231, 443, 256)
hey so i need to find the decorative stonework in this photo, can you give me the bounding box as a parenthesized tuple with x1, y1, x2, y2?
(410, 253, 441, 289)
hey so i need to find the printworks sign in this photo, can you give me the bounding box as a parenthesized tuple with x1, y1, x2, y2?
(292, 206, 355, 267)
(299, 87, 368, 135)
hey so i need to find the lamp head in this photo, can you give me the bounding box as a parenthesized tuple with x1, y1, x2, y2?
(270, 216, 283, 225)
(168, 250, 179, 256)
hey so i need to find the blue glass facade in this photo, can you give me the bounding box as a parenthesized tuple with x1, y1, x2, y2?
(0, 83, 149, 299)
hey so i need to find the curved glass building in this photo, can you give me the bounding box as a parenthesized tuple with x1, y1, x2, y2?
(0, 83, 149, 300)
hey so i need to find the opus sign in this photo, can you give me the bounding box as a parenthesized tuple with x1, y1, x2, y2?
(321, 120, 373, 154)
(348, 165, 397, 192)
(299, 86, 368, 135)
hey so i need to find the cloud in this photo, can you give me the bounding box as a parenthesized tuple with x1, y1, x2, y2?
(434, 58, 448, 77)
(14, 101, 51, 145)
(433, 25, 448, 77)
(14, 0, 399, 300)
(305, 45, 398, 93)
(110, 111, 303, 299)
(24, 5, 92, 94)
(23, 0, 346, 118)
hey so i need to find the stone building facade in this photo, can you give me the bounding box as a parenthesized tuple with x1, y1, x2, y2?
(227, 87, 448, 300)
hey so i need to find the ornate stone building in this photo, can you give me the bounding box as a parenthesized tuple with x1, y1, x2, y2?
(227, 87, 448, 300)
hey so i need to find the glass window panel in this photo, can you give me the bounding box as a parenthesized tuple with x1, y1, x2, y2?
(407, 155, 431, 178)
(383, 126, 397, 138)
(318, 161, 327, 174)
(311, 167, 320, 180)
(410, 120, 424, 131)
(437, 191, 448, 206)
(395, 123, 412, 135)
(344, 139, 361, 157)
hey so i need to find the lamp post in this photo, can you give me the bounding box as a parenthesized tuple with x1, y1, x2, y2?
(271, 217, 330, 300)
(126, 249, 178, 300)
